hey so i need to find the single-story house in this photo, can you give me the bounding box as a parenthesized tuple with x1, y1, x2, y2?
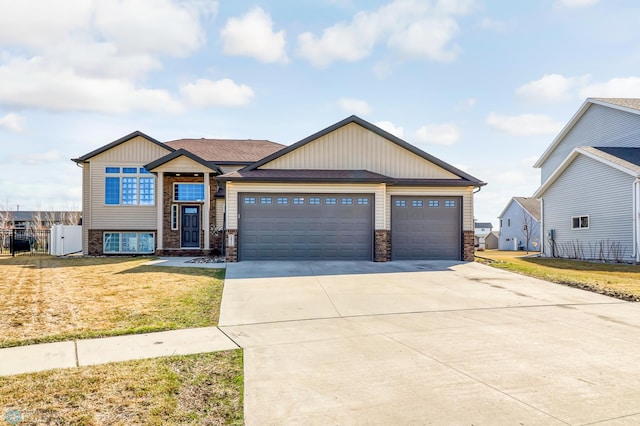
(73, 115, 485, 261)
(498, 197, 541, 251)
(533, 98, 640, 262)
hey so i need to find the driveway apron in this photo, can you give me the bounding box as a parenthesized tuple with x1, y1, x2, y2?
(219, 261, 640, 425)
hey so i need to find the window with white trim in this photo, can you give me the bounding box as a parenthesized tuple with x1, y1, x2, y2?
(103, 232, 154, 253)
(171, 205, 178, 230)
(174, 183, 204, 201)
(572, 215, 589, 229)
(104, 166, 155, 206)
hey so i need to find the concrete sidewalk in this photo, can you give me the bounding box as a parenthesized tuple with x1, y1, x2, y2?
(0, 327, 238, 376)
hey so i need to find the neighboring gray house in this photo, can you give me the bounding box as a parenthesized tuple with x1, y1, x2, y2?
(533, 98, 640, 262)
(474, 221, 493, 249)
(498, 197, 541, 251)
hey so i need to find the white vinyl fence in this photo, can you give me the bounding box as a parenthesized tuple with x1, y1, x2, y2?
(50, 225, 82, 256)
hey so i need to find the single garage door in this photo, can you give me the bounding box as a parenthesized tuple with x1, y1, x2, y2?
(238, 193, 373, 260)
(391, 196, 461, 260)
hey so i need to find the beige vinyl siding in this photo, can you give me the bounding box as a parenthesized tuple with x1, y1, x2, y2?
(226, 182, 385, 229)
(82, 163, 91, 255)
(215, 199, 225, 229)
(150, 156, 213, 173)
(88, 137, 169, 229)
(261, 123, 460, 179)
(90, 136, 171, 163)
(386, 186, 475, 231)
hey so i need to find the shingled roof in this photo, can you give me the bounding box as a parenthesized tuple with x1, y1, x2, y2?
(164, 139, 285, 163)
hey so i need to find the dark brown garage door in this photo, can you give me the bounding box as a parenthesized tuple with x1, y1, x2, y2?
(391, 196, 461, 260)
(238, 193, 373, 260)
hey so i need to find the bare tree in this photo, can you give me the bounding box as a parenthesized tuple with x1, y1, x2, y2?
(0, 210, 13, 229)
(63, 211, 81, 225)
(520, 209, 535, 254)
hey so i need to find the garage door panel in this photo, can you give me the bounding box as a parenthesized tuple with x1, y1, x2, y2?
(392, 196, 461, 260)
(239, 193, 373, 260)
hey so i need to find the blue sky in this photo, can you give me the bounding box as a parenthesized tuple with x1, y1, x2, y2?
(1, 0, 640, 226)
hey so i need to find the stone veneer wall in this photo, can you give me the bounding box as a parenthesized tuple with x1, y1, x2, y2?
(374, 230, 391, 262)
(463, 230, 475, 261)
(225, 229, 238, 262)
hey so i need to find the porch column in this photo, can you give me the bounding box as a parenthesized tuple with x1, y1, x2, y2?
(156, 172, 163, 251)
(204, 172, 210, 250)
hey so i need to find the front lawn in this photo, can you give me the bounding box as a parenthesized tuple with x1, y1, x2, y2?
(0, 256, 225, 348)
(0, 350, 243, 425)
(476, 250, 640, 301)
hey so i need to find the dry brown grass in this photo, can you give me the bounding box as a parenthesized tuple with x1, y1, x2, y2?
(0, 256, 224, 347)
(0, 350, 243, 425)
(477, 250, 640, 300)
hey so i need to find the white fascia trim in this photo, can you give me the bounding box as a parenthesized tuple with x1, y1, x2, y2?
(533, 147, 639, 198)
(496, 197, 515, 220)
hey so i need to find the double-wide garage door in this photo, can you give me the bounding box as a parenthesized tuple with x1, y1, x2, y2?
(391, 196, 461, 260)
(238, 193, 373, 260)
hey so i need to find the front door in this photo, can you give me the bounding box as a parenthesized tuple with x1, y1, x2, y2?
(181, 206, 200, 248)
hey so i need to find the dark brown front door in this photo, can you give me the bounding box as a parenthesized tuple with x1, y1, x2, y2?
(181, 206, 200, 248)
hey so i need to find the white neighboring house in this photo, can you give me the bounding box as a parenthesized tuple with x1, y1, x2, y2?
(498, 197, 541, 251)
(474, 222, 493, 249)
(533, 98, 640, 262)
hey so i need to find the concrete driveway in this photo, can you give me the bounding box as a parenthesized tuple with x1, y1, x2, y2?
(219, 261, 640, 425)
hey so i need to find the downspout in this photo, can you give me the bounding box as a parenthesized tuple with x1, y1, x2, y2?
(540, 197, 544, 257)
(634, 178, 640, 263)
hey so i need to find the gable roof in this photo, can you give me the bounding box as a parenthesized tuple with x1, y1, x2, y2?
(241, 115, 485, 186)
(498, 197, 541, 221)
(533, 146, 640, 198)
(72, 131, 172, 163)
(164, 139, 284, 163)
(144, 149, 223, 174)
(533, 98, 640, 168)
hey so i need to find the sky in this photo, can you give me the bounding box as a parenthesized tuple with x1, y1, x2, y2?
(1, 0, 640, 226)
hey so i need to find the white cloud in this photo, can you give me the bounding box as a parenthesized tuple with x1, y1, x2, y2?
(337, 97, 372, 115)
(579, 77, 640, 98)
(0, 113, 25, 132)
(415, 123, 460, 145)
(0, 0, 214, 113)
(221, 7, 289, 63)
(486, 112, 564, 136)
(554, 0, 599, 8)
(297, 0, 475, 67)
(516, 73, 589, 102)
(180, 78, 255, 107)
(374, 121, 404, 138)
(0, 56, 182, 113)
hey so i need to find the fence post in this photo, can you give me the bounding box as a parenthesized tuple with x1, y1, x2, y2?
(10, 229, 15, 257)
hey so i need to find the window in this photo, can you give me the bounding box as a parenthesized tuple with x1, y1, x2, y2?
(507, 218, 511, 227)
(444, 200, 456, 207)
(277, 197, 288, 204)
(174, 183, 204, 201)
(428, 200, 439, 207)
(105, 177, 120, 205)
(293, 197, 305, 205)
(412, 200, 423, 207)
(171, 205, 178, 230)
(395, 200, 406, 207)
(357, 198, 369, 205)
(260, 197, 272, 204)
(244, 197, 256, 204)
(139, 167, 151, 174)
(341, 197, 353, 205)
(139, 178, 154, 205)
(105, 166, 155, 206)
(104, 232, 154, 254)
(572, 215, 589, 229)
(325, 197, 337, 205)
(309, 197, 321, 205)
(122, 177, 137, 205)
(500, 219, 503, 227)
